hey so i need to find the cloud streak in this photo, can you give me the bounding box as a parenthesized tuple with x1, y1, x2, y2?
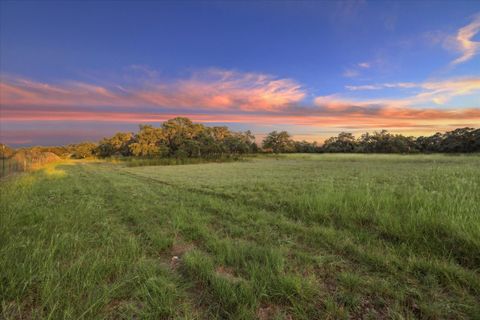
(0, 70, 305, 112)
(345, 77, 480, 106)
(452, 13, 480, 65)
(1, 70, 479, 146)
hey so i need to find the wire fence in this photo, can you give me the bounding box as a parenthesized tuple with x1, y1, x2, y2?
(1, 152, 61, 178)
(1, 157, 28, 178)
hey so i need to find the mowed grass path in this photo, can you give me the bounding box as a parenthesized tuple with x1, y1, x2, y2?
(1, 154, 479, 319)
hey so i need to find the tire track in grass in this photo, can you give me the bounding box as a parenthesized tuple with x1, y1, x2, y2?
(124, 160, 480, 271)
(119, 168, 457, 273)
(95, 165, 226, 318)
(120, 166, 480, 318)
(103, 163, 237, 319)
(126, 167, 480, 272)
(116, 169, 404, 317)
(75, 163, 205, 319)
(115, 169, 326, 319)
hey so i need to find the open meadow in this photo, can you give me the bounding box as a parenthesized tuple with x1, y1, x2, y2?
(1, 154, 479, 319)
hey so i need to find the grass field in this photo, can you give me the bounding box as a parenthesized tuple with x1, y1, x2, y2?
(1, 154, 479, 319)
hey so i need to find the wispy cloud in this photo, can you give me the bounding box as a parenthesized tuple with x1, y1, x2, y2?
(452, 13, 480, 65)
(5, 107, 477, 128)
(313, 77, 480, 131)
(138, 69, 305, 111)
(1, 70, 478, 145)
(313, 95, 479, 119)
(346, 82, 416, 90)
(0, 70, 305, 112)
(345, 84, 383, 91)
(343, 61, 375, 78)
(342, 69, 360, 78)
(344, 77, 480, 106)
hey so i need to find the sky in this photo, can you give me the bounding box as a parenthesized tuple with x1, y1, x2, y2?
(1, 1, 480, 146)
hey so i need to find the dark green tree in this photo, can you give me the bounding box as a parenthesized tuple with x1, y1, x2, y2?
(323, 132, 357, 152)
(262, 131, 295, 153)
(97, 132, 134, 157)
(129, 125, 168, 157)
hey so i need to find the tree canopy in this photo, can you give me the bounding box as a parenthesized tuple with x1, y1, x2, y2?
(0, 144, 15, 159)
(262, 131, 295, 153)
(85, 117, 258, 159)
(322, 128, 480, 154)
(1, 119, 478, 159)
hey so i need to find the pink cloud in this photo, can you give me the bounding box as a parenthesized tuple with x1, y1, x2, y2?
(2, 105, 478, 128)
(1, 71, 478, 142)
(0, 70, 305, 112)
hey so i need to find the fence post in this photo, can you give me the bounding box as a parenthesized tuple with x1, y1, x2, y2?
(1, 145, 4, 177)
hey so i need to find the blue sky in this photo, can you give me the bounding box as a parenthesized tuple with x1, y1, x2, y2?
(1, 1, 479, 146)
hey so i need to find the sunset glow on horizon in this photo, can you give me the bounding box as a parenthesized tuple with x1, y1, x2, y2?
(1, 1, 479, 146)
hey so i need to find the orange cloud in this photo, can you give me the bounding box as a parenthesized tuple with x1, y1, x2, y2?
(312, 82, 479, 131)
(167, 70, 305, 111)
(0, 70, 305, 112)
(1, 71, 478, 141)
(313, 94, 479, 121)
(2, 105, 478, 127)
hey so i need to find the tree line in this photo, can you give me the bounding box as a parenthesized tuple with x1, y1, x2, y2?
(320, 127, 480, 153)
(1, 118, 479, 160)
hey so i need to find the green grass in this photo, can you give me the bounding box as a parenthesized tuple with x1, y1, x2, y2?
(117, 155, 247, 167)
(1, 154, 479, 319)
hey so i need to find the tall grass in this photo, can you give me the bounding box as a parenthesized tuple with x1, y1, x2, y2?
(104, 155, 248, 167)
(1, 154, 479, 319)
(0, 151, 61, 178)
